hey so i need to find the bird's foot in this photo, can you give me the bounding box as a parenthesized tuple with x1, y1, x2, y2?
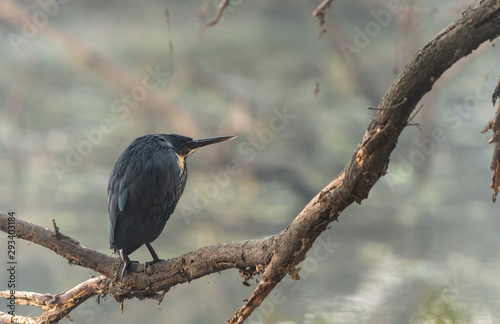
(120, 259, 139, 281)
(118, 249, 139, 282)
(144, 243, 164, 274)
(144, 258, 165, 275)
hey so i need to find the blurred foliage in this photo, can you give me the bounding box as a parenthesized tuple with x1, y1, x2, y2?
(1, 0, 500, 323)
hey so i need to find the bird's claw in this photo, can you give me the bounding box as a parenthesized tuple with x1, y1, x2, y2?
(120, 259, 139, 282)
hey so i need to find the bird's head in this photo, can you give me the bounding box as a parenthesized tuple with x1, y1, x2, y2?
(162, 134, 236, 158)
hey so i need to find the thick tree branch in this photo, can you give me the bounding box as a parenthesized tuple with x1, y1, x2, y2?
(1, 1, 500, 323)
(1, 277, 106, 323)
(0, 312, 36, 324)
(230, 0, 500, 322)
(0, 213, 275, 292)
(0, 211, 277, 322)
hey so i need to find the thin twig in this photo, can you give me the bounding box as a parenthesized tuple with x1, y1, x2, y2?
(313, 0, 335, 26)
(206, 0, 230, 27)
(407, 104, 424, 133)
(367, 97, 408, 110)
(164, 7, 174, 91)
(52, 219, 60, 238)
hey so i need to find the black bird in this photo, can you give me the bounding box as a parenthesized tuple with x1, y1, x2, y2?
(108, 133, 236, 279)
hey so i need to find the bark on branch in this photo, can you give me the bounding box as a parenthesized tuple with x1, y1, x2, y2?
(1, 1, 500, 323)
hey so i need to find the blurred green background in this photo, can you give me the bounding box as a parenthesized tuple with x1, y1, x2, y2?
(1, 0, 500, 323)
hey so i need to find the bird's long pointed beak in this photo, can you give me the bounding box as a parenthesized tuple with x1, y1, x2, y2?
(181, 135, 237, 156)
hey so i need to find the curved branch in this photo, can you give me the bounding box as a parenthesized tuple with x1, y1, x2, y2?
(1, 277, 106, 323)
(0, 312, 36, 324)
(1, 1, 500, 323)
(230, 0, 500, 322)
(0, 213, 275, 293)
(0, 212, 277, 322)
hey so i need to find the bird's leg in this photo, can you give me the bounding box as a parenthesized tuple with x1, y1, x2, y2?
(119, 249, 138, 281)
(144, 243, 165, 273)
(145, 243, 164, 262)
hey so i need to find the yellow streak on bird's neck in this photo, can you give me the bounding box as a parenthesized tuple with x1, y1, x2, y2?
(176, 153, 185, 174)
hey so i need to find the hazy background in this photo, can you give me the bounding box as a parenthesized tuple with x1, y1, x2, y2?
(1, 0, 500, 323)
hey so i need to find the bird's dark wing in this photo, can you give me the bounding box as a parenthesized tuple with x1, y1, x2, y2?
(108, 140, 184, 254)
